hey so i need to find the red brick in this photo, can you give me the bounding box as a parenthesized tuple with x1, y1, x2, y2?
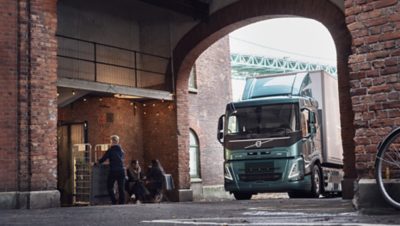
(373, 0, 398, 9)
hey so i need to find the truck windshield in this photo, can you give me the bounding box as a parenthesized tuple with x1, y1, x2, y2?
(226, 104, 299, 137)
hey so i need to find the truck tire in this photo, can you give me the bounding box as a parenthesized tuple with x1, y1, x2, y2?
(309, 164, 322, 198)
(288, 191, 306, 198)
(233, 192, 252, 200)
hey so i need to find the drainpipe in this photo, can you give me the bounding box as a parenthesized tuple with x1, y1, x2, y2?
(26, 0, 32, 209)
(15, 0, 21, 209)
(168, 18, 175, 96)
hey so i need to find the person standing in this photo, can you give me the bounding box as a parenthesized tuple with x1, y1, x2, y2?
(96, 135, 125, 205)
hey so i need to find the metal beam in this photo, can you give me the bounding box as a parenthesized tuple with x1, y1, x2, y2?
(58, 88, 90, 107)
(138, 0, 209, 19)
(58, 78, 174, 101)
(231, 53, 337, 78)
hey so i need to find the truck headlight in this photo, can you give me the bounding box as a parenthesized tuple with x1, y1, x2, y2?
(224, 165, 233, 181)
(288, 159, 304, 181)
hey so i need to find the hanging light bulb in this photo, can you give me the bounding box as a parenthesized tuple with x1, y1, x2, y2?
(72, 90, 76, 95)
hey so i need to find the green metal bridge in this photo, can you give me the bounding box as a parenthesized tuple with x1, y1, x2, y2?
(231, 53, 337, 79)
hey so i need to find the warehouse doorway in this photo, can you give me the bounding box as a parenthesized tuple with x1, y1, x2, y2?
(57, 122, 88, 206)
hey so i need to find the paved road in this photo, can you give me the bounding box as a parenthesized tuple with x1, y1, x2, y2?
(1, 198, 399, 226)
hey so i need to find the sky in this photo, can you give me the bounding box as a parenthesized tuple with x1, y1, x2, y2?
(229, 18, 337, 66)
(229, 18, 337, 101)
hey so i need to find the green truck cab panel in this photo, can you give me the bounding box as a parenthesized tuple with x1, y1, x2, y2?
(242, 72, 311, 100)
(224, 157, 311, 193)
(224, 140, 313, 193)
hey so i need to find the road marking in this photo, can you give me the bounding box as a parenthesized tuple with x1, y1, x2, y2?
(242, 211, 358, 217)
(142, 217, 397, 226)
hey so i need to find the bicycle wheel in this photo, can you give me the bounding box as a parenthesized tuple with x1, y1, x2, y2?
(375, 128, 400, 209)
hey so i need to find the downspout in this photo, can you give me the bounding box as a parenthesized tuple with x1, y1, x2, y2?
(26, 0, 32, 209)
(169, 18, 175, 96)
(15, 0, 21, 209)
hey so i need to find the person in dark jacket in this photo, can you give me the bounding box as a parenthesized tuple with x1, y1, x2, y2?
(96, 135, 125, 205)
(125, 160, 148, 203)
(145, 159, 165, 198)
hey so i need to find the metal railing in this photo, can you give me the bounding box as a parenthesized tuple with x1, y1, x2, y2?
(57, 34, 170, 91)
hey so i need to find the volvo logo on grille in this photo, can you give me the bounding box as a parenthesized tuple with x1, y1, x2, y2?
(255, 140, 262, 148)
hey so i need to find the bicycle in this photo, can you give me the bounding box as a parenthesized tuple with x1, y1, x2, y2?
(375, 127, 400, 210)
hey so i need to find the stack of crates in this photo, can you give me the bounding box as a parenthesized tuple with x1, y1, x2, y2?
(72, 144, 92, 205)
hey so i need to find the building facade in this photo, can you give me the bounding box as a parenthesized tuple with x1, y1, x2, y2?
(0, 0, 399, 209)
(188, 37, 232, 200)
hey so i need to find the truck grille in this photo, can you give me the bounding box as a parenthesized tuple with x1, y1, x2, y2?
(240, 161, 281, 181)
(239, 173, 282, 181)
(245, 162, 275, 173)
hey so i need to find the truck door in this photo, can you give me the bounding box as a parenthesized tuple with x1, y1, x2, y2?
(300, 108, 318, 173)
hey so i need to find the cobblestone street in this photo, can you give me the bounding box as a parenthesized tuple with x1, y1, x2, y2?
(1, 198, 400, 226)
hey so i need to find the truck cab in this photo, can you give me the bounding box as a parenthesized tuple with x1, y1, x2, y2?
(218, 71, 343, 200)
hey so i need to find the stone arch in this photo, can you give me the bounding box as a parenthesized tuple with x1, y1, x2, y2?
(173, 0, 355, 196)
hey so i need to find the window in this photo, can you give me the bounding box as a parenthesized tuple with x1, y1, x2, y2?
(301, 108, 310, 137)
(226, 104, 299, 136)
(189, 129, 200, 179)
(188, 66, 198, 92)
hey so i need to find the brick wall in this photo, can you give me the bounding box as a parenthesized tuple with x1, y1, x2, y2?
(188, 37, 232, 186)
(0, 0, 58, 192)
(29, 0, 58, 191)
(142, 100, 179, 182)
(59, 97, 180, 186)
(345, 0, 400, 178)
(0, 0, 18, 191)
(59, 97, 144, 165)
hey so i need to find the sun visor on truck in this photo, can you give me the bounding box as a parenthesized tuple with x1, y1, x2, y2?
(241, 72, 312, 100)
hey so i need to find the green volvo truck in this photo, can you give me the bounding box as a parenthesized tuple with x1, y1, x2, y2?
(217, 70, 343, 200)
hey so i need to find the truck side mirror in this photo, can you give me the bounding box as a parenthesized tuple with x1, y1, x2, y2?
(217, 115, 225, 144)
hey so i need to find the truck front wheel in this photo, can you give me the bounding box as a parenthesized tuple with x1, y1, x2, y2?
(233, 192, 252, 200)
(288, 191, 306, 198)
(309, 164, 322, 198)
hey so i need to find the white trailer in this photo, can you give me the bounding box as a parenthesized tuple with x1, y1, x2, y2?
(307, 70, 343, 166)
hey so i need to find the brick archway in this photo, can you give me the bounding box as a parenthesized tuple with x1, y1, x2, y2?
(173, 0, 356, 197)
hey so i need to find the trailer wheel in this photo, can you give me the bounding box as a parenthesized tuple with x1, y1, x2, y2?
(309, 164, 322, 198)
(233, 192, 252, 200)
